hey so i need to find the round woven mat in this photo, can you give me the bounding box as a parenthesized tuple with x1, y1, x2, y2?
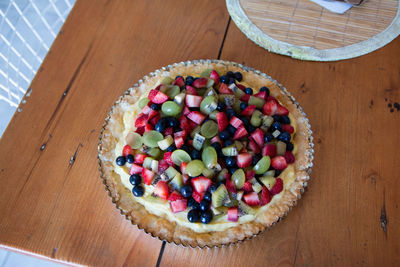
(227, 0, 400, 61)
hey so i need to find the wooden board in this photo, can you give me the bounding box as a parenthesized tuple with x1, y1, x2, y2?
(0, 0, 229, 265)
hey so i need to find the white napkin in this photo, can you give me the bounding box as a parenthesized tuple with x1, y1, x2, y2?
(310, 0, 353, 14)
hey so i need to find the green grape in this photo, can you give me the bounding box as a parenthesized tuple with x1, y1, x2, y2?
(200, 120, 218, 138)
(143, 131, 164, 148)
(253, 156, 271, 174)
(161, 101, 181, 116)
(250, 110, 262, 127)
(202, 146, 217, 169)
(232, 169, 245, 189)
(190, 125, 201, 139)
(139, 98, 150, 109)
(147, 147, 161, 158)
(200, 95, 217, 114)
(165, 85, 180, 99)
(186, 160, 205, 177)
(202, 168, 215, 178)
(200, 69, 212, 77)
(171, 149, 191, 166)
(126, 132, 142, 149)
(161, 76, 174, 85)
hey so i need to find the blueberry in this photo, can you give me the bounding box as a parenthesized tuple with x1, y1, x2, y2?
(203, 192, 212, 202)
(228, 77, 235, 84)
(217, 102, 226, 111)
(227, 125, 236, 135)
(252, 155, 261, 165)
(180, 144, 191, 153)
(150, 103, 160, 110)
(225, 156, 236, 167)
(187, 197, 199, 209)
(270, 122, 282, 132)
(211, 142, 221, 151)
(278, 132, 291, 143)
(116, 156, 126, 166)
(188, 209, 201, 223)
(274, 170, 282, 177)
(229, 167, 238, 174)
(220, 75, 229, 84)
(281, 116, 290, 124)
(126, 154, 134, 164)
(226, 71, 234, 78)
(129, 174, 141, 186)
(199, 200, 210, 211)
(286, 142, 294, 151)
(155, 118, 168, 132)
(260, 86, 270, 96)
(132, 185, 144, 197)
(224, 140, 234, 147)
(234, 72, 243, 82)
(191, 149, 201, 160)
(181, 185, 193, 198)
(272, 115, 281, 123)
(226, 109, 235, 119)
(264, 133, 273, 143)
(168, 117, 179, 128)
(247, 125, 256, 133)
(244, 87, 253, 95)
(200, 210, 213, 224)
(166, 144, 177, 152)
(219, 130, 230, 140)
(240, 102, 248, 110)
(241, 117, 250, 127)
(185, 76, 194, 85)
(209, 184, 217, 193)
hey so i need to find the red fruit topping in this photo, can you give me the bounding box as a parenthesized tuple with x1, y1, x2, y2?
(248, 139, 260, 153)
(168, 191, 184, 201)
(179, 116, 191, 131)
(135, 126, 145, 135)
(163, 127, 173, 136)
(163, 152, 174, 165)
(122, 145, 133, 157)
(266, 96, 276, 102)
(243, 192, 260, 206)
(187, 111, 206, 124)
(227, 207, 238, 222)
(237, 153, 252, 168)
(135, 113, 148, 128)
(242, 181, 253, 192)
(271, 156, 288, 170)
(284, 151, 295, 164)
(144, 123, 154, 132)
(270, 178, 283, 195)
(240, 94, 251, 102)
(282, 124, 294, 134)
(182, 174, 190, 184)
(262, 99, 278, 116)
(182, 105, 191, 116)
(174, 130, 187, 139)
(245, 170, 255, 180)
(240, 105, 257, 116)
(129, 163, 143, 175)
(262, 144, 277, 157)
(193, 77, 208, 88)
(225, 179, 236, 193)
(192, 190, 204, 203)
(236, 84, 246, 90)
(210, 70, 220, 84)
(170, 198, 187, 213)
(254, 91, 267, 100)
(142, 168, 155, 185)
(191, 176, 212, 194)
(219, 83, 233, 94)
(250, 129, 264, 147)
(276, 104, 289, 116)
(185, 85, 198, 95)
(152, 91, 169, 104)
(154, 181, 169, 200)
(158, 159, 169, 173)
(216, 112, 229, 131)
(180, 162, 188, 174)
(260, 187, 272, 206)
(233, 126, 248, 140)
(134, 154, 147, 164)
(149, 113, 160, 125)
(185, 94, 203, 107)
(142, 105, 152, 114)
(148, 89, 158, 100)
(175, 137, 185, 149)
(211, 135, 222, 144)
(173, 76, 185, 87)
(148, 109, 158, 120)
(230, 116, 243, 128)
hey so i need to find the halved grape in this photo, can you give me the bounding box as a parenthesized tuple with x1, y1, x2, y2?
(200, 120, 218, 138)
(143, 131, 164, 148)
(190, 125, 201, 139)
(202, 168, 215, 178)
(161, 76, 174, 85)
(125, 132, 142, 149)
(139, 98, 150, 109)
(200, 95, 217, 114)
(147, 147, 161, 158)
(232, 169, 245, 189)
(186, 160, 205, 177)
(202, 146, 217, 169)
(171, 149, 191, 166)
(250, 110, 262, 127)
(253, 156, 271, 174)
(161, 101, 181, 116)
(164, 85, 180, 99)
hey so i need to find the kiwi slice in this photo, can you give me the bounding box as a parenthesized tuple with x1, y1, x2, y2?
(276, 141, 287, 156)
(165, 166, 179, 179)
(238, 201, 256, 216)
(211, 206, 228, 220)
(147, 147, 161, 159)
(248, 96, 265, 109)
(217, 168, 228, 183)
(212, 184, 230, 208)
(144, 195, 166, 204)
(200, 69, 212, 77)
(160, 76, 174, 85)
(169, 173, 183, 191)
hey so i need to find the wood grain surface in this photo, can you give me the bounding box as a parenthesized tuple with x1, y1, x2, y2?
(0, 0, 399, 266)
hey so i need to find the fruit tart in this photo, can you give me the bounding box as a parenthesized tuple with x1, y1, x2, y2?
(98, 60, 313, 247)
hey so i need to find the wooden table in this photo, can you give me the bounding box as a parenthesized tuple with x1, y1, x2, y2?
(1, 0, 399, 266)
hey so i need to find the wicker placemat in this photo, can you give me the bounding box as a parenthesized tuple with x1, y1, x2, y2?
(227, 0, 400, 61)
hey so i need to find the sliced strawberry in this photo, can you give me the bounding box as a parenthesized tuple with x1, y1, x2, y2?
(135, 126, 145, 135)
(182, 174, 190, 184)
(193, 77, 208, 88)
(179, 116, 191, 131)
(218, 83, 233, 94)
(227, 207, 238, 222)
(168, 191, 184, 201)
(237, 153, 252, 168)
(262, 144, 277, 157)
(192, 190, 204, 203)
(180, 162, 188, 174)
(250, 129, 264, 147)
(248, 139, 260, 154)
(240, 105, 257, 116)
(242, 181, 253, 193)
(130, 163, 143, 175)
(163, 152, 174, 165)
(163, 127, 173, 136)
(182, 106, 191, 116)
(152, 91, 169, 104)
(173, 76, 185, 87)
(276, 104, 289, 116)
(142, 105, 152, 114)
(216, 112, 229, 131)
(211, 135, 222, 145)
(154, 181, 169, 200)
(270, 178, 283, 195)
(266, 96, 276, 102)
(225, 179, 236, 193)
(243, 192, 260, 206)
(240, 94, 250, 102)
(170, 199, 187, 213)
(254, 91, 267, 100)
(191, 176, 212, 194)
(262, 99, 278, 116)
(236, 83, 245, 90)
(185, 85, 198, 95)
(135, 113, 148, 128)
(260, 187, 272, 205)
(175, 137, 184, 149)
(148, 109, 159, 120)
(282, 124, 294, 134)
(134, 154, 147, 164)
(187, 111, 206, 125)
(233, 126, 248, 140)
(188, 120, 198, 130)
(245, 170, 255, 180)
(122, 145, 133, 157)
(185, 94, 203, 107)
(149, 113, 160, 125)
(230, 116, 243, 128)
(148, 89, 158, 101)
(210, 70, 220, 84)
(142, 168, 155, 185)
(158, 159, 169, 173)
(284, 151, 295, 164)
(271, 156, 287, 170)
(174, 130, 187, 139)
(144, 123, 154, 132)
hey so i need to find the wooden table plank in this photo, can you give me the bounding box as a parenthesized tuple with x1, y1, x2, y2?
(0, 0, 229, 266)
(160, 22, 400, 266)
